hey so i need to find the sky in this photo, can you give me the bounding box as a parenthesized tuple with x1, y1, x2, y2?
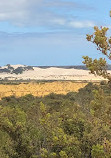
(0, 0, 111, 66)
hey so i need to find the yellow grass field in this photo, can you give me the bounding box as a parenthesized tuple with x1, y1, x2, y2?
(0, 81, 88, 99)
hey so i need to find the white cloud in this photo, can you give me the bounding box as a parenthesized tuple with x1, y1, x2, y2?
(0, 0, 95, 28)
(69, 21, 95, 28)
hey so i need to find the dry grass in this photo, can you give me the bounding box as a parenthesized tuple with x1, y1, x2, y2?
(0, 81, 88, 99)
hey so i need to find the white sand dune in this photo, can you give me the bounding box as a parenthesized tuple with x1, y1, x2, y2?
(0, 65, 110, 81)
(10, 64, 26, 69)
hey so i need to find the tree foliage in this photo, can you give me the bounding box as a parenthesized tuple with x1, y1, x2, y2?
(83, 26, 111, 81)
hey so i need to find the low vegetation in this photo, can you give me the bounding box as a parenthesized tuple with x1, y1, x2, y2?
(0, 81, 87, 99)
(0, 82, 111, 158)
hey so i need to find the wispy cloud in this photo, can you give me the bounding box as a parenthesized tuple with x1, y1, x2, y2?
(0, 0, 95, 29)
(69, 20, 95, 28)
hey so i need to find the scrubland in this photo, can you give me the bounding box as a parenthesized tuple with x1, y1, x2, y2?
(0, 82, 111, 158)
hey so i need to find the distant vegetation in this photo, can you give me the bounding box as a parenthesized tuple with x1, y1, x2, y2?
(0, 82, 111, 158)
(36, 65, 111, 70)
(0, 64, 34, 74)
(35, 65, 88, 70)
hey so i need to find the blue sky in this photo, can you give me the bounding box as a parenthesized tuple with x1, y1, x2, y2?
(0, 0, 111, 66)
